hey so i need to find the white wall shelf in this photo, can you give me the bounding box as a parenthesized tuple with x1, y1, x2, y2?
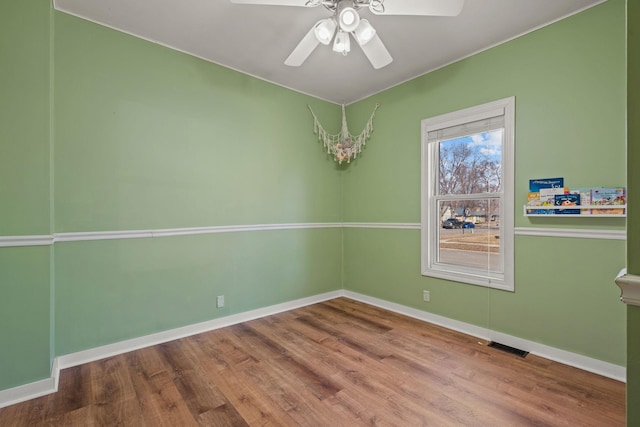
(523, 205, 626, 217)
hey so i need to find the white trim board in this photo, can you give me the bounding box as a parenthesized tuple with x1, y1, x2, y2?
(0, 377, 56, 410)
(0, 290, 342, 409)
(342, 222, 421, 230)
(514, 227, 626, 240)
(55, 222, 341, 242)
(343, 223, 625, 240)
(0, 235, 54, 247)
(55, 290, 342, 370)
(0, 290, 624, 408)
(0, 223, 341, 247)
(0, 223, 626, 248)
(342, 291, 626, 382)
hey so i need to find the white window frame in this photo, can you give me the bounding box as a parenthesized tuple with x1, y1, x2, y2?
(420, 97, 515, 291)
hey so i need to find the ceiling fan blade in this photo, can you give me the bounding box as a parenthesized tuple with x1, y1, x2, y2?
(357, 33, 392, 69)
(371, 0, 464, 16)
(284, 25, 321, 66)
(230, 0, 313, 6)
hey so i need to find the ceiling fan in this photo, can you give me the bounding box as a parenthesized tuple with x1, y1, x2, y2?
(229, 0, 465, 69)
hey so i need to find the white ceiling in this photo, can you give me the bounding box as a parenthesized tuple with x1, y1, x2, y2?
(53, 0, 605, 104)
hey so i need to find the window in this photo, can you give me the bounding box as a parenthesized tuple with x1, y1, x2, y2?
(421, 97, 514, 291)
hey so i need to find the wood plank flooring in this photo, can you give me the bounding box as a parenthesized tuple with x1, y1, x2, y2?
(0, 298, 625, 426)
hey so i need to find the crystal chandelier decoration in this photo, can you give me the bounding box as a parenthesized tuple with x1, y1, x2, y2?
(307, 103, 380, 164)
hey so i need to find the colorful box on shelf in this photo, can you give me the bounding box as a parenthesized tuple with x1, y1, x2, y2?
(591, 187, 626, 215)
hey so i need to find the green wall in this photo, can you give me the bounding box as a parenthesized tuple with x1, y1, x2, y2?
(1, 0, 343, 391)
(0, 1, 51, 236)
(52, 12, 342, 232)
(0, 0, 632, 397)
(0, 248, 51, 389)
(345, 0, 627, 365)
(627, 0, 640, 424)
(0, 1, 52, 389)
(54, 230, 341, 354)
(51, 12, 343, 356)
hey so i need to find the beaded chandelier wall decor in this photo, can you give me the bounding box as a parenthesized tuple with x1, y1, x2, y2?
(307, 103, 380, 164)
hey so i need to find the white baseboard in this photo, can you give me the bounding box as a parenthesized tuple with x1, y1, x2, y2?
(486, 329, 625, 381)
(0, 290, 341, 409)
(0, 289, 625, 409)
(0, 377, 56, 409)
(56, 290, 342, 370)
(342, 290, 626, 382)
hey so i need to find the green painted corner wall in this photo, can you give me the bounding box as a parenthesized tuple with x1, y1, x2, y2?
(344, 0, 627, 365)
(52, 11, 342, 232)
(0, 1, 51, 237)
(51, 10, 343, 355)
(54, 229, 341, 355)
(0, 0, 52, 390)
(0, 247, 51, 389)
(344, 0, 626, 227)
(627, 0, 640, 424)
(0, 0, 633, 398)
(1, 0, 344, 390)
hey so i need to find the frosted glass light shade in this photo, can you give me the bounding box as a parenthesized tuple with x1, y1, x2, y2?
(314, 18, 337, 45)
(332, 30, 350, 55)
(354, 19, 376, 45)
(337, 3, 360, 32)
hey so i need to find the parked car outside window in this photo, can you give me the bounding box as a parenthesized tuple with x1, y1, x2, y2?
(442, 218, 476, 229)
(442, 218, 462, 228)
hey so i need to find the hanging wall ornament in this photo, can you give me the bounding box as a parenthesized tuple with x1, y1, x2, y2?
(307, 103, 380, 164)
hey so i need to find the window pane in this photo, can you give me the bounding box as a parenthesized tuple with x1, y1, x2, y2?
(438, 129, 503, 195)
(437, 199, 502, 272)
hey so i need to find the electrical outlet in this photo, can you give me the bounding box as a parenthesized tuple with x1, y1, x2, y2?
(423, 290, 431, 302)
(216, 295, 225, 308)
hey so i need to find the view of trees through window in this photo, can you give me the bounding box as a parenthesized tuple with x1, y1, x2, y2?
(436, 129, 503, 272)
(439, 129, 502, 195)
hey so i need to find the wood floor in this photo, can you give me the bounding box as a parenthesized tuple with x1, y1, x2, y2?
(0, 298, 625, 426)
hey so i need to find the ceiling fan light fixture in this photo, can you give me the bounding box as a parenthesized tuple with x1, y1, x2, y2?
(273, 0, 465, 68)
(332, 29, 350, 55)
(337, 1, 360, 32)
(353, 19, 376, 45)
(314, 18, 337, 45)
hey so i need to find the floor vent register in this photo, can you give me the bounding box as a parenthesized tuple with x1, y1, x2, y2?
(488, 341, 529, 358)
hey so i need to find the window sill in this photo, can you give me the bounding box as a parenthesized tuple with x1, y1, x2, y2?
(422, 267, 513, 292)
